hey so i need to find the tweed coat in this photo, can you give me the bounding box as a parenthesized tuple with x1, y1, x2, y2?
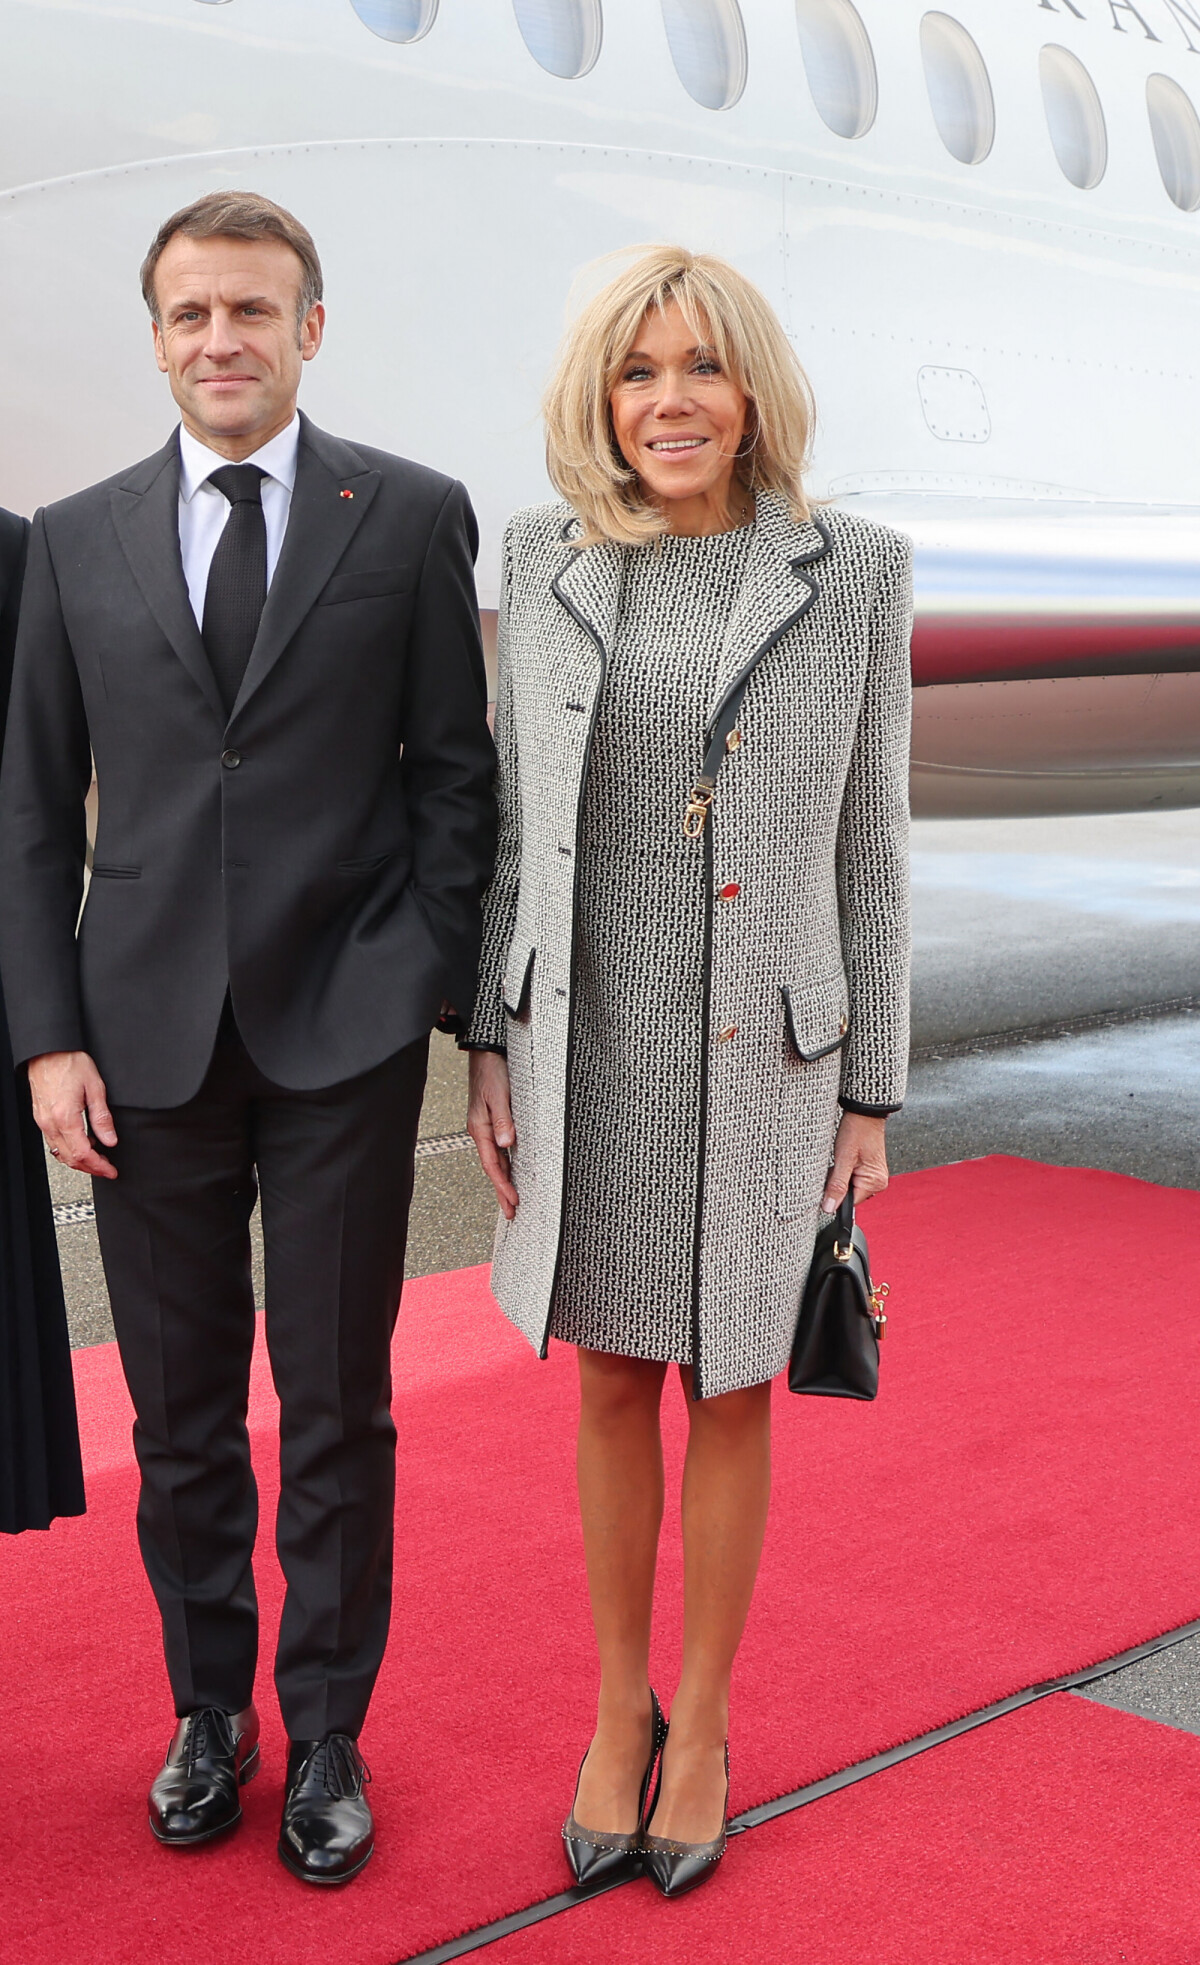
(467, 490, 913, 1397)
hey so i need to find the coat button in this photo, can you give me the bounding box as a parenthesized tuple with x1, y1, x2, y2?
(718, 882, 741, 902)
(725, 729, 743, 753)
(839, 1013, 848, 1034)
(221, 749, 242, 769)
(717, 1024, 738, 1043)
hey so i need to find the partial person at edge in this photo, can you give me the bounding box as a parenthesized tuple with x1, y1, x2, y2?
(0, 503, 85, 1535)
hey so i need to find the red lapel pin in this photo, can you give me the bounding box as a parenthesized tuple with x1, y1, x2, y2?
(340, 488, 354, 500)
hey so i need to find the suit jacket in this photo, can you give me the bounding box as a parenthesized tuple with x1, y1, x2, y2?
(0, 414, 496, 1107)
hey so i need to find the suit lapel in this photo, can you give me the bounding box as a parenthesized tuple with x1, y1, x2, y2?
(110, 436, 226, 724)
(706, 492, 832, 727)
(229, 415, 380, 719)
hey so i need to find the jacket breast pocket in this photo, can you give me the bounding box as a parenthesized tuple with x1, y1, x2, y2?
(775, 973, 850, 1222)
(316, 567, 412, 607)
(89, 864, 141, 879)
(336, 851, 396, 874)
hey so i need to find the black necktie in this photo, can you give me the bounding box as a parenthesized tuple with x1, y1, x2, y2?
(202, 464, 267, 716)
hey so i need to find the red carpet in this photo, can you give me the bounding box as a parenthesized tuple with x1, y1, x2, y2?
(493, 1694, 1200, 1964)
(2, 1156, 1199, 1963)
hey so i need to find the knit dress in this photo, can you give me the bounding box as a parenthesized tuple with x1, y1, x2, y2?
(549, 523, 754, 1363)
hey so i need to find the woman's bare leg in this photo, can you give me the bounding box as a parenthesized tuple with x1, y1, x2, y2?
(648, 1370, 773, 1842)
(571, 1347, 669, 1832)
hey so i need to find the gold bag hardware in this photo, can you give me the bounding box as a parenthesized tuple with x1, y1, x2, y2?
(683, 779, 715, 839)
(869, 1281, 890, 1340)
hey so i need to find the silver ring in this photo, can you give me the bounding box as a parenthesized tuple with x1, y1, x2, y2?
(49, 1146, 61, 1158)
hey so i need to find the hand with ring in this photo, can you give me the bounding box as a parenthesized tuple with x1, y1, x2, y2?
(27, 1050, 119, 1179)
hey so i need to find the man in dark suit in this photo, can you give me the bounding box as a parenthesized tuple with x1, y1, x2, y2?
(0, 191, 495, 1884)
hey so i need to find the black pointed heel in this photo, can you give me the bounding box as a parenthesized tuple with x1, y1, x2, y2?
(562, 1690, 667, 1886)
(641, 1741, 730, 1899)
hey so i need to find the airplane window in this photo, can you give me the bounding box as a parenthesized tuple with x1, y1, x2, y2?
(349, 0, 437, 41)
(1146, 72, 1200, 212)
(920, 14, 994, 166)
(794, 0, 877, 140)
(1039, 44, 1107, 190)
(513, 0, 602, 78)
(661, 0, 748, 112)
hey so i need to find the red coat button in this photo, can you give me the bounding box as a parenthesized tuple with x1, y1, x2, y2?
(719, 882, 741, 902)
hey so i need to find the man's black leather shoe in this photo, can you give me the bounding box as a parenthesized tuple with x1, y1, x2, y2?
(278, 1735, 374, 1885)
(148, 1705, 260, 1846)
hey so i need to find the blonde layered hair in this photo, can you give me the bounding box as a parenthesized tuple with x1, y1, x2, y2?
(544, 245, 816, 548)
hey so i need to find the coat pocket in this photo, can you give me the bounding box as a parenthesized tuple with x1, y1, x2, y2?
(89, 864, 141, 879)
(775, 972, 850, 1222)
(502, 941, 535, 1020)
(781, 978, 850, 1061)
(502, 943, 536, 1189)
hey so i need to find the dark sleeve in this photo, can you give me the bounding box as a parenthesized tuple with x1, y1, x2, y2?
(0, 509, 92, 1065)
(0, 509, 31, 757)
(400, 480, 498, 1022)
(463, 517, 518, 1054)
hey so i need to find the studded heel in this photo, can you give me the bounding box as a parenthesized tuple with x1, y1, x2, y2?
(562, 1690, 667, 1886)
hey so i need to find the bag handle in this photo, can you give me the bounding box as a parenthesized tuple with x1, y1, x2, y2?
(833, 1192, 856, 1263)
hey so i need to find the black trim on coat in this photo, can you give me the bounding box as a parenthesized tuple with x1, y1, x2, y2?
(501, 945, 535, 1019)
(689, 820, 717, 1398)
(540, 554, 610, 1361)
(781, 983, 850, 1062)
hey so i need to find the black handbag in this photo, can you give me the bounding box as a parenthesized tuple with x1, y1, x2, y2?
(788, 1194, 889, 1400)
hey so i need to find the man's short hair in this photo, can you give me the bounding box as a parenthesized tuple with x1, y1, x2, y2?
(140, 191, 324, 330)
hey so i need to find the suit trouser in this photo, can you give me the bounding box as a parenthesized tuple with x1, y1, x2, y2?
(92, 1004, 428, 1740)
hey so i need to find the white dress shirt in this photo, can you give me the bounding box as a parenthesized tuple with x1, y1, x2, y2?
(177, 414, 300, 628)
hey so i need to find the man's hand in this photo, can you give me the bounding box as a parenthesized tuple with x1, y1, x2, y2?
(466, 1050, 518, 1220)
(821, 1111, 889, 1214)
(27, 1050, 119, 1180)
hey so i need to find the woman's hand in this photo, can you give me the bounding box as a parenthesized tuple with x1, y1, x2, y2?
(467, 1049, 519, 1219)
(821, 1112, 889, 1214)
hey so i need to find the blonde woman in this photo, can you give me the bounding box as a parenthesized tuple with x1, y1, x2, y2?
(465, 247, 912, 1898)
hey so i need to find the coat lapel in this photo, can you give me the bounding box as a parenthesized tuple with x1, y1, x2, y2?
(549, 521, 626, 671)
(706, 492, 832, 728)
(229, 413, 380, 719)
(110, 436, 226, 724)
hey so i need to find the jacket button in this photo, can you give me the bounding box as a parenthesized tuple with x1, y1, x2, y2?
(221, 749, 242, 770)
(717, 1024, 738, 1043)
(725, 729, 743, 753)
(718, 882, 741, 902)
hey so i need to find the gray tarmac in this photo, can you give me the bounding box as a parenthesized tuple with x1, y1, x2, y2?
(1079, 1632, 1200, 1740)
(45, 806, 1200, 1734)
